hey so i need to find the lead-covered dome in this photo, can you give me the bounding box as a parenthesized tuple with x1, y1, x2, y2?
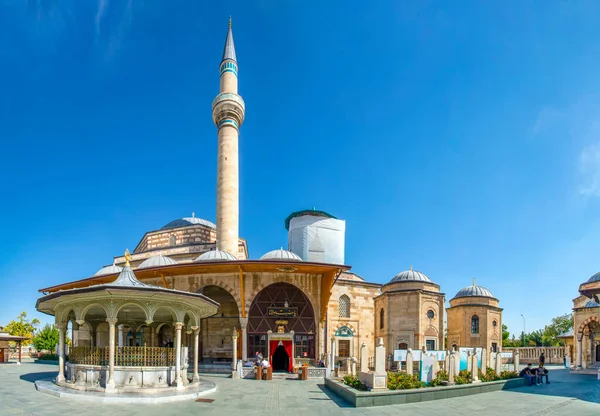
(260, 248, 302, 261)
(137, 254, 178, 269)
(453, 283, 495, 299)
(195, 249, 237, 262)
(390, 268, 432, 283)
(161, 212, 216, 230)
(586, 272, 600, 283)
(94, 261, 123, 276)
(584, 299, 600, 308)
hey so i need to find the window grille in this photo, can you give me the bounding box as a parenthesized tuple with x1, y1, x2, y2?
(339, 295, 350, 318)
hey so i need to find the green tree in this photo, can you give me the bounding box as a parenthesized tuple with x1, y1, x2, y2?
(542, 313, 573, 346)
(32, 324, 60, 352)
(502, 324, 511, 346)
(4, 312, 40, 345)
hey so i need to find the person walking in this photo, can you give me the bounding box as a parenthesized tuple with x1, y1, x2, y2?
(539, 352, 545, 366)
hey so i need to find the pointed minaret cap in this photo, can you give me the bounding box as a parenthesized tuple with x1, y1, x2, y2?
(222, 16, 237, 62)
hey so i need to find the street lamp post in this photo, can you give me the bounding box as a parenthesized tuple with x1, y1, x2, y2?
(520, 314, 526, 347)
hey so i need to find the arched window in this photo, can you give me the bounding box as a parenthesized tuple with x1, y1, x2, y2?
(338, 295, 350, 318)
(169, 235, 176, 246)
(379, 308, 384, 329)
(471, 315, 480, 334)
(398, 342, 408, 350)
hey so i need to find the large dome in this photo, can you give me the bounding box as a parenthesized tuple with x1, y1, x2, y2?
(137, 254, 178, 269)
(587, 272, 600, 283)
(94, 261, 123, 276)
(195, 249, 237, 262)
(584, 299, 600, 308)
(390, 268, 432, 283)
(453, 283, 495, 299)
(161, 213, 216, 230)
(260, 248, 302, 262)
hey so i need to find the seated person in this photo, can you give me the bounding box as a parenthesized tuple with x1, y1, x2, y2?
(537, 364, 550, 384)
(260, 358, 270, 368)
(519, 363, 535, 386)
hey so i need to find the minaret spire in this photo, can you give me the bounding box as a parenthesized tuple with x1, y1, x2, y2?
(222, 17, 237, 62)
(212, 18, 245, 258)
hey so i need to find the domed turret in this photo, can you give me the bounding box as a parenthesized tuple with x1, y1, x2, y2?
(586, 271, 600, 284)
(584, 299, 600, 308)
(390, 267, 433, 283)
(195, 249, 237, 262)
(137, 254, 178, 269)
(260, 248, 302, 262)
(94, 260, 123, 276)
(453, 283, 495, 300)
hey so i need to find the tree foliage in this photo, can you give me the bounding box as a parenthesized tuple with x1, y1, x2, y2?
(4, 311, 40, 345)
(502, 313, 574, 347)
(32, 324, 60, 352)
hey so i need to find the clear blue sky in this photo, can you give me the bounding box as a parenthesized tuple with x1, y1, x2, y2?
(1, 1, 599, 339)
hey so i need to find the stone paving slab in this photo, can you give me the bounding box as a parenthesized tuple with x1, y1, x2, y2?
(0, 362, 599, 415)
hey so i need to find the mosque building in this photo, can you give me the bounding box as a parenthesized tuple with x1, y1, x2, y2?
(571, 272, 600, 369)
(38, 20, 503, 372)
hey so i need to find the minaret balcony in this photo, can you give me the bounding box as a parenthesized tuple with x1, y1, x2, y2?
(212, 93, 245, 128)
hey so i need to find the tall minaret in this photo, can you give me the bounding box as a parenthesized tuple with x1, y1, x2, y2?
(212, 18, 245, 257)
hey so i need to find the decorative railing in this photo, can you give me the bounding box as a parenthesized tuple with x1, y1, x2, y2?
(69, 346, 175, 367)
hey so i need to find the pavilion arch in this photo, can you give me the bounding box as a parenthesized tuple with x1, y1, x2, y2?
(197, 285, 240, 319)
(334, 322, 356, 333)
(424, 326, 439, 337)
(116, 301, 151, 324)
(80, 303, 109, 322)
(578, 315, 600, 334)
(150, 305, 179, 325)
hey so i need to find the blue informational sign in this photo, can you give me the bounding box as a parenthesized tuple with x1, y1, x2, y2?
(459, 348, 482, 371)
(420, 355, 435, 383)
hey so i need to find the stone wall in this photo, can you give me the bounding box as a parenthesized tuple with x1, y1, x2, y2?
(327, 278, 380, 362)
(504, 347, 565, 364)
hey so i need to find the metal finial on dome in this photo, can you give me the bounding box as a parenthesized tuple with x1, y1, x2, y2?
(410, 265, 413, 271)
(192, 211, 195, 218)
(228, 16, 232, 29)
(124, 249, 131, 267)
(473, 278, 476, 286)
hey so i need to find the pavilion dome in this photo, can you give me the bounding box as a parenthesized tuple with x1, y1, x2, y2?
(260, 248, 302, 261)
(137, 254, 178, 269)
(390, 268, 433, 283)
(586, 272, 600, 283)
(453, 283, 495, 299)
(94, 261, 123, 276)
(195, 249, 237, 262)
(160, 212, 216, 230)
(584, 299, 600, 308)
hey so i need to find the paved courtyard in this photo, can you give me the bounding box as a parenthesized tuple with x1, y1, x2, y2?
(1, 362, 599, 415)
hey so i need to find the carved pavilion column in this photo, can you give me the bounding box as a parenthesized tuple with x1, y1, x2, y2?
(174, 322, 183, 390)
(106, 318, 117, 390)
(118, 324, 124, 347)
(240, 317, 248, 361)
(192, 326, 200, 383)
(56, 322, 66, 383)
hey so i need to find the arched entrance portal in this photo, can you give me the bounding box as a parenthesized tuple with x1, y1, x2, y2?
(197, 286, 240, 364)
(248, 282, 315, 372)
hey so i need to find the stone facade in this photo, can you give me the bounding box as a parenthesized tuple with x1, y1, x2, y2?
(375, 280, 445, 352)
(572, 295, 600, 368)
(446, 295, 502, 352)
(326, 272, 380, 362)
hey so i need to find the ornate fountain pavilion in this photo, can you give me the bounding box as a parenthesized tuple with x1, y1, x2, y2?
(36, 250, 219, 392)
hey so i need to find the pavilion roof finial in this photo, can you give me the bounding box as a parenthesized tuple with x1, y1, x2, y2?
(124, 249, 131, 267)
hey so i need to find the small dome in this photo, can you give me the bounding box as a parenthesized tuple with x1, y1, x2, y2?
(586, 272, 600, 283)
(161, 212, 216, 230)
(453, 283, 495, 299)
(260, 248, 302, 261)
(584, 299, 600, 308)
(390, 268, 432, 283)
(195, 249, 237, 262)
(137, 254, 178, 269)
(94, 261, 123, 276)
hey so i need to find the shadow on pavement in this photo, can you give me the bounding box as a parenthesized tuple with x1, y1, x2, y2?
(316, 383, 352, 408)
(19, 371, 55, 383)
(505, 369, 600, 405)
